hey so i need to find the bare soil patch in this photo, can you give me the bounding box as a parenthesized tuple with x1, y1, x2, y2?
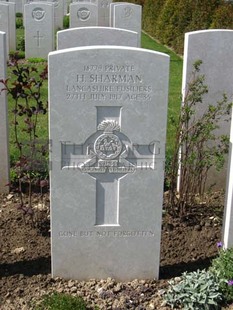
(0, 191, 229, 309)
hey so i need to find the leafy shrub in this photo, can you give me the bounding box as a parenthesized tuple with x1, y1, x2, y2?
(63, 15, 69, 29)
(17, 36, 25, 51)
(0, 54, 48, 225)
(155, 0, 221, 53)
(167, 60, 231, 216)
(156, 0, 182, 46)
(36, 293, 87, 310)
(210, 247, 233, 303)
(9, 50, 25, 59)
(211, 2, 233, 29)
(16, 17, 24, 29)
(142, 0, 165, 37)
(164, 269, 222, 309)
(28, 58, 47, 63)
(187, 0, 221, 31)
(16, 12, 23, 18)
(132, 0, 233, 54)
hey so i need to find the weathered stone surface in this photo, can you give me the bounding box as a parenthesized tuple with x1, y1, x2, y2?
(49, 46, 169, 280)
(24, 2, 55, 59)
(180, 30, 233, 190)
(57, 27, 138, 49)
(98, 0, 112, 26)
(223, 109, 233, 248)
(111, 3, 142, 47)
(70, 2, 97, 28)
(0, 2, 9, 55)
(0, 31, 9, 193)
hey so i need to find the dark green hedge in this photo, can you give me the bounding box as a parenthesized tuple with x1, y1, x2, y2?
(139, 0, 233, 54)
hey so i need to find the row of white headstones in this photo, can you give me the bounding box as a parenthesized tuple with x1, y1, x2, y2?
(1, 27, 233, 280)
(0, 0, 141, 58)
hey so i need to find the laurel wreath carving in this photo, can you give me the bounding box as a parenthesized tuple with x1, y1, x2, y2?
(97, 120, 120, 132)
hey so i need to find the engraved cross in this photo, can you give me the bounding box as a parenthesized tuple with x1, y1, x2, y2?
(34, 30, 44, 47)
(61, 107, 159, 226)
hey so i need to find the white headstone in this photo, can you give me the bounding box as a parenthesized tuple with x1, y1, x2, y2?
(179, 30, 233, 190)
(8, 0, 22, 13)
(223, 111, 233, 248)
(0, 1, 16, 51)
(0, 3, 9, 55)
(111, 3, 142, 47)
(24, 2, 55, 59)
(49, 45, 169, 281)
(28, 0, 64, 29)
(109, 1, 126, 27)
(6, 2, 16, 51)
(0, 31, 9, 193)
(57, 27, 138, 49)
(98, 0, 112, 26)
(69, 2, 97, 28)
(50, 0, 64, 29)
(64, 0, 70, 14)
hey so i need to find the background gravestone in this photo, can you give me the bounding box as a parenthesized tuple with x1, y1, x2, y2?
(111, 3, 142, 47)
(24, 2, 55, 59)
(97, 0, 112, 26)
(179, 30, 233, 190)
(0, 1, 16, 51)
(49, 46, 169, 280)
(109, 1, 126, 27)
(69, 2, 97, 28)
(57, 27, 138, 49)
(49, 0, 64, 30)
(223, 111, 233, 248)
(28, 0, 64, 29)
(0, 31, 9, 193)
(5, 1, 16, 51)
(0, 3, 9, 55)
(9, 0, 22, 13)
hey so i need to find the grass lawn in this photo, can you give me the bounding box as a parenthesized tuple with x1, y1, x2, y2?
(7, 28, 182, 168)
(141, 32, 183, 157)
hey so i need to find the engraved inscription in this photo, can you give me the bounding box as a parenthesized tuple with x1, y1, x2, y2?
(77, 7, 91, 21)
(50, 0, 59, 8)
(59, 230, 155, 238)
(101, 0, 109, 8)
(123, 7, 133, 18)
(32, 7, 45, 21)
(66, 63, 152, 102)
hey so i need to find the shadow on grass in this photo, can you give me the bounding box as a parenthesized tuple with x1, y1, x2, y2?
(0, 256, 51, 277)
(160, 255, 217, 279)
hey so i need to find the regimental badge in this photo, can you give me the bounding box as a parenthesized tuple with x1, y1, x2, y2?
(77, 8, 91, 21)
(32, 8, 45, 21)
(94, 121, 122, 160)
(78, 120, 136, 174)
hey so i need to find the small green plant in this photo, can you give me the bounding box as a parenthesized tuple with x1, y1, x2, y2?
(9, 50, 25, 59)
(164, 269, 222, 309)
(63, 15, 70, 29)
(0, 53, 48, 225)
(167, 60, 232, 217)
(16, 12, 23, 18)
(17, 36, 25, 51)
(210, 245, 233, 303)
(16, 16, 24, 29)
(28, 57, 47, 63)
(36, 293, 87, 310)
